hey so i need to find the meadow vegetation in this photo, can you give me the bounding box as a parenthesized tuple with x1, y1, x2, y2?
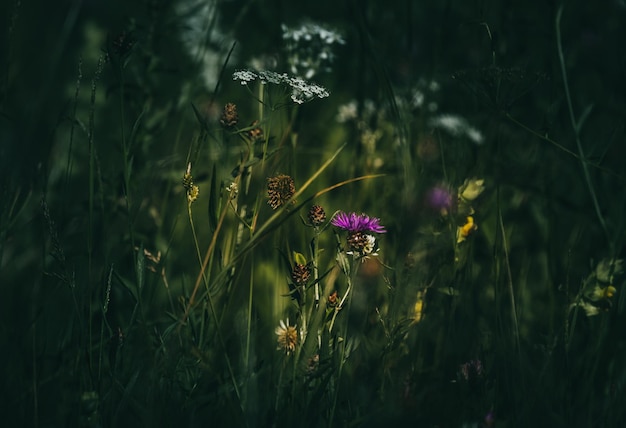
(1, 1, 625, 427)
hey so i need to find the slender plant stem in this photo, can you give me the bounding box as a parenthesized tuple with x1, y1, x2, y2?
(329, 259, 358, 426)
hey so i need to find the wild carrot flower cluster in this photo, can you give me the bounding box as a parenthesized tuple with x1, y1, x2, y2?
(232, 69, 330, 104)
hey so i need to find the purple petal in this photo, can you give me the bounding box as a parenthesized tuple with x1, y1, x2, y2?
(331, 211, 386, 233)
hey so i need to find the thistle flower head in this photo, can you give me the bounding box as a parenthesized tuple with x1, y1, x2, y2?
(267, 174, 296, 209)
(247, 120, 264, 142)
(333, 212, 385, 259)
(220, 102, 239, 128)
(331, 211, 386, 234)
(291, 263, 311, 286)
(307, 205, 327, 226)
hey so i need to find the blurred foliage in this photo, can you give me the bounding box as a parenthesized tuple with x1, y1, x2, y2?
(1, 0, 626, 427)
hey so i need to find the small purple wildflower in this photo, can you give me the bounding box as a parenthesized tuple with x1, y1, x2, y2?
(425, 185, 454, 214)
(331, 212, 386, 234)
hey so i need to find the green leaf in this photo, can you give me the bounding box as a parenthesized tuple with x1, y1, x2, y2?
(293, 251, 307, 265)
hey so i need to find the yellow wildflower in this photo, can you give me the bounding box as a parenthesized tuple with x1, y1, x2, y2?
(590, 284, 617, 301)
(459, 178, 485, 201)
(457, 216, 478, 243)
(411, 290, 426, 324)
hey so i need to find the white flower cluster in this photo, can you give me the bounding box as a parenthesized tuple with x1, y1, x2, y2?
(281, 22, 345, 79)
(232, 69, 330, 104)
(428, 114, 484, 145)
(335, 99, 377, 124)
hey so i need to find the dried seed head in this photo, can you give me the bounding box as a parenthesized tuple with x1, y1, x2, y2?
(308, 205, 327, 226)
(220, 103, 239, 128)
(347, 231, 368, 253)
(275, 319, 298, 355)
(267, 174, 296, 209)
(327, 291, 338, 307)
(291, 263, 311, 286)
(247, 120, 264, 141)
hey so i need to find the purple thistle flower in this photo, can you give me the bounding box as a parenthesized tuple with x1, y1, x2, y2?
(331, 211, 386, 234)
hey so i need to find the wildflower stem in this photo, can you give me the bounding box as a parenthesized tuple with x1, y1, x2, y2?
(312, 231, 320, 305)
(329, 259, 358, 426)
(180, 172, 245, 416)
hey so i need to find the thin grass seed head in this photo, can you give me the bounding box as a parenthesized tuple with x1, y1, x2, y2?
(183, 163, 199, 203)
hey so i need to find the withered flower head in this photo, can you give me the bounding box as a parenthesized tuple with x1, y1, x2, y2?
(247, 120, 264, 141)
(308, 205, 327, 226)
(220, 103, 239, 128)
(345, 231, 378, 258)
(267, 174, 296, 209)
(275, 319, 298, 355)
(327, 291, 338, 307)
(291, 263, 311, 286)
